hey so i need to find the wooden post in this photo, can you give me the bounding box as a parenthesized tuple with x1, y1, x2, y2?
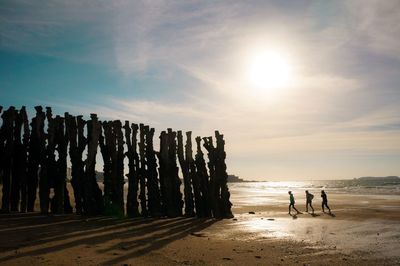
(167, 129, 183, 217)
(72, 115, 87, 214)
(177, 131, 194, 216)
(10, 107, 24, 211)
(186, 132, 202, 217)
(38, 107, 55, 214)
(146, 127, 161, 217)
(157, 131, 169, 216)
(1, 106, 16, 212)
(100, 121, 112, 214)
(84, 114, 104, 215)
(0, 106, 3, 206)
(203, 136, 220, 218)
(19, 107, 30, 213)
(125, 122, 140, 217)
(195, 137, 211, 217)
(27, 106, 45, 212)
(215, 131, 233, 218)
(115, 120, 125, 216)
(138, 124, 147, 216)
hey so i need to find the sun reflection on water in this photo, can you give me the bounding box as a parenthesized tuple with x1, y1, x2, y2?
(234, 217, 295, 239)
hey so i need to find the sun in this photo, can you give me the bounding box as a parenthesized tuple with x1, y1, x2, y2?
(246, 50, 293, 92)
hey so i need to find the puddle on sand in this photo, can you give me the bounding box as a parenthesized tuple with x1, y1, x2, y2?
(214, 214, 400, 258)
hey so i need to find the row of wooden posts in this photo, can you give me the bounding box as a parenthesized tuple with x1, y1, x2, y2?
(0, 105, 233, 218)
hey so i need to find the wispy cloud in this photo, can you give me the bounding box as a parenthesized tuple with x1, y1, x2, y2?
(1, 0, 399, 179)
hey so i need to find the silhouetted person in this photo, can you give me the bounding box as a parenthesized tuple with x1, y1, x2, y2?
(288, 191, 300, 215)
(321, 190, 331, 214)
(305, 190, 314, 214)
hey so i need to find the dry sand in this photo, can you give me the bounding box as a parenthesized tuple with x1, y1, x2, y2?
(0, 185, 399, 265)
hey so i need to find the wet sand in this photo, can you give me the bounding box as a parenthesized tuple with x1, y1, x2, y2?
(0, 185, 399, 265)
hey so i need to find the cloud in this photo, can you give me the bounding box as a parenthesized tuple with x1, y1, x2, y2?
(2, 0, 399, 179)
(344, 0, 400, 58)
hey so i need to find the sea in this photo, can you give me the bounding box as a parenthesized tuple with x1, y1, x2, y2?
(228, 178, 400, 206)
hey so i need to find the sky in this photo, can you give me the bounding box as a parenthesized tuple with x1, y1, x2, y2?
(1, 0, 399, 180)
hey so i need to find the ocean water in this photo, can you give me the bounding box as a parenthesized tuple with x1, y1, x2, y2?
(230, 179, 400, 194)
(228, 179, 400, 206)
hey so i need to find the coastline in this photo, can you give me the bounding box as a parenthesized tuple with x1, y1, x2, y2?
(0, 184, 399, 265)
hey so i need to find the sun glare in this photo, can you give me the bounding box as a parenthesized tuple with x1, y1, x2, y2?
(246, 50, 293, 92)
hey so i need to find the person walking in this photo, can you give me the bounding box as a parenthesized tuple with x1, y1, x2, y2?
(305, 190, 314, 214)
(321, 190, 331, 214)
(288, 191, 300, 215)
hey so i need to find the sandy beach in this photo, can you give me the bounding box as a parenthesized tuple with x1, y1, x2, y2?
(0, 183, 399, 265)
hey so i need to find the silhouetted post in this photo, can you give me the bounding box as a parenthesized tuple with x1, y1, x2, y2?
(9, 107, 30, 212)
(177, 131, 195, 216)
(66, 114, 78, 213)
(1, 106, 16, 212)
(100, 121, 113, 214)
(146, 127, 162, 217)
(0, 106, 3, 196)
(62, 114, 73, 214)
(138, 124, 147, 216)
(19, 107, 30, 212)
(158, 131, 169, 216)
(186, 132, 202, 217)
(52, 114, 72, 214)
(203, 136, 219, 218)
(52, 115, 63, 213)
(195, 136, 211, 217)
(168, 128, 183, 217)
(84, 114, 104, 215)
(27, 106, 46, 212)
(10, 107, 24, 211)
(125, 122, 140, 217)
(38, 107, 55, 214)
(115, 120, 125, 216)
(215, 131, 233, 218)
(68, 115, 86, 214)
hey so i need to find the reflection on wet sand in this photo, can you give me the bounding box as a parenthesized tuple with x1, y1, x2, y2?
(219, 185, 400, 260)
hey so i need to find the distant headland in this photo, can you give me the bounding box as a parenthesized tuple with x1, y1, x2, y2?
(355, 176, 400, 181)
(227, 174, 260, 183)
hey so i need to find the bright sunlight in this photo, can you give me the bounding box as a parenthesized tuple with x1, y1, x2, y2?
(246, 50, 293, 92)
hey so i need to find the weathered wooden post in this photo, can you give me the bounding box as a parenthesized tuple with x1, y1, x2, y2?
(125, 122, 140, 217)
(168, 129, 183, 217)
(27, 106, 45, 212)
(68, 115, 86, 214)
(158, 131, 169, 216)
(1, 106, 16, 212)
(52, 115, 63, 213)
(66, 114, 78, 213)
(115, 120, 125, 216)
(138, 124, 147, 216)
(215, 131, 233, 218)
(146, 127, 162, 217)
(38, 107, 56, 214)
(99, 121, 112, 214)
(84, 114, 104, 215)
(52, 114, 72, 214)
(186, 132, 202, 217)
(9, 107, 30, 212)
(19, 107, 30, 213)
(10, 107, 24, 211)
(0, 106, 3, 196)
(62, 114, 73, 214)
(203, 136, 220, 218)
(177, 131, 195, 216)
(195, 137, 211, 217)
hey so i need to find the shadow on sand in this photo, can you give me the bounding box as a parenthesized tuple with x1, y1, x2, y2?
(0, 212, 217, 265)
